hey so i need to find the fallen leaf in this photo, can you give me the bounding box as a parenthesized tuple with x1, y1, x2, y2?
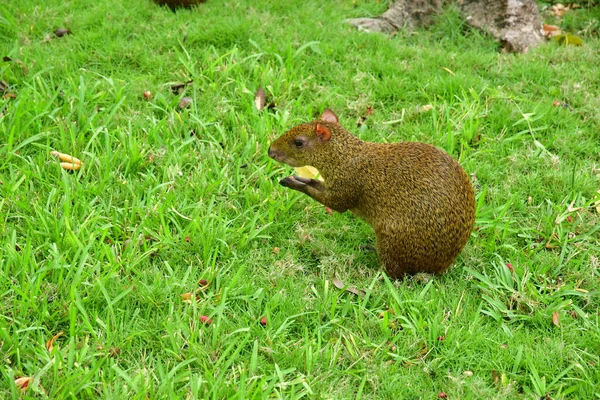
(438, 392, 448, 399)
(198, 279, 209, 286)
(143, 91, 152, 100)
(254, 86, 266, 111)
(552, 3, 570, 17)
(492, 369, 499, 385)
(179, 96, 192, 109)
(442, 67, 455, 76)
(46, 331, 63, 352)
(542, 24, 561, 38)
(3, 56, 28, 75)
(416, 104, 433, 113)
(200, 315, 212, 325)
(555, 34, 583, 46)
(552, 310, 560, 327)
(180, 293, 195, 303)
(260, 316, 267, 326)
(14, 376, 32, 391)
(109, 347, 120, 357)
(54, 28, 72, 37)
(171, 80, 193, 94)
(545, 233, 560, 249)
(332, 275, 366, 298)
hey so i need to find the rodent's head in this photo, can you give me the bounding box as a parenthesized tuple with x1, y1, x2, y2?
(268, 109, 343, 168)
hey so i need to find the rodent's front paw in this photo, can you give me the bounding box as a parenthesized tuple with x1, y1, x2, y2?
(279, 176, 306, 190)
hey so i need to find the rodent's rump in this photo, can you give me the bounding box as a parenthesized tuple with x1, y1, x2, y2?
(268, 109, 475, 278)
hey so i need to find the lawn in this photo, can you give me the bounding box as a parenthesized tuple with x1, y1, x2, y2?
(1, 0, 599, 398)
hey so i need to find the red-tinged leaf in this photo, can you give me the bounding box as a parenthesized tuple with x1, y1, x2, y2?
(332, 275, 366, 298)
(198, 279, 208, 286)
(14, 376, 32, 391)
(200, 315, 212, 325)
(260, 316, 267, 326)
(552, 310, 560, 327)
(254, 87, 266, 111)
(438, 392, 448, 399)
(506, 263, 514, 272)
(567, 215, 572, 223)
(46, 331, 63, 352)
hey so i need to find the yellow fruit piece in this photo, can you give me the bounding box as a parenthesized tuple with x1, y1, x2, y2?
(50, 151, 82, 166)
(294, 165, 323, 181)
(60, 162, 81, 171)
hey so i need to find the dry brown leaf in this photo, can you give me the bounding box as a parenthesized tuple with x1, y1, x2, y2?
(0, 79, 9, 93)
(46, 331, 63, 352)
(171, 80, 193, 94)
(3, 56, 28, 75)
(180, 292, 195, 303)
(542, 24, 561, 38)
(332, 275, 366, 297)
(54, 28, 72, 37)
(254, 87, 266, 111)
(14, 376, 32, 391)
(552, 310, 560, 327)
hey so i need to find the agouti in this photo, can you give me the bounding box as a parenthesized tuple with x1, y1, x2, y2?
(268, 109, 475, 279)
(153, 0, 206, 9)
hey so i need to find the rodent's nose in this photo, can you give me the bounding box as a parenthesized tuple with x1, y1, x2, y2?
(268, 147, 277, 159)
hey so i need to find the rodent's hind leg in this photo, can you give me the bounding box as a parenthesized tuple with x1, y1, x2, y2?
(375, 231, 413, 279)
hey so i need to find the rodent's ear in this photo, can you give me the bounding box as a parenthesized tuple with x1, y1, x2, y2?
(320, 109, 338, 124)
(315, 123, 332, 142)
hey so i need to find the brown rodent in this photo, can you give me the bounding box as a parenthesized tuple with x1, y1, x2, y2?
(153, 0, 206, 9)
(268, 109, 475, 279)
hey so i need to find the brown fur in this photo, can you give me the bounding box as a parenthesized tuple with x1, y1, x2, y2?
(268, 109, 475, 279)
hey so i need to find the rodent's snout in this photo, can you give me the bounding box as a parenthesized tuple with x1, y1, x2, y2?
(268, 146, 279, 161)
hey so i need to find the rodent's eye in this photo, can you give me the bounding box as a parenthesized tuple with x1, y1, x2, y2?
(294, 139, 304, 148)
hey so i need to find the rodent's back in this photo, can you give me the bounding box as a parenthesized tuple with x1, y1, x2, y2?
(351, 142, 475, 276)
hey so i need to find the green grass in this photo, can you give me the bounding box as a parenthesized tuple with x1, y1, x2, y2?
(1, 0, 599, 398)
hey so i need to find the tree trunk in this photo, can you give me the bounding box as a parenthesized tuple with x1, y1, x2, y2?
(347, 0, 544, 53)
